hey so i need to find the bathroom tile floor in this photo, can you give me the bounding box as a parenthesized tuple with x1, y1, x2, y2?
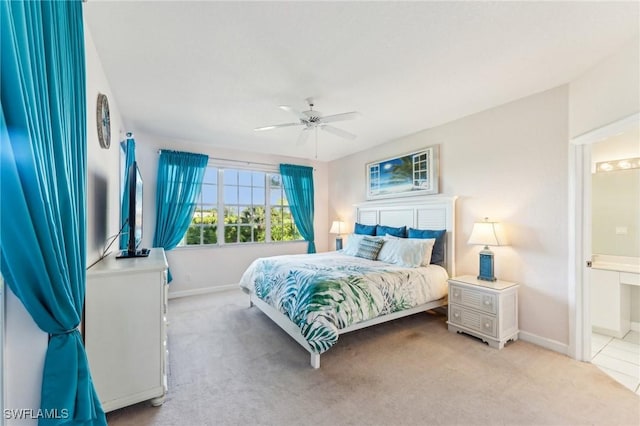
(592, 330, 640, 395)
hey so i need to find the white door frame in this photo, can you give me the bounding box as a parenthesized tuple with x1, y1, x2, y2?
(568, 112, 640, 361)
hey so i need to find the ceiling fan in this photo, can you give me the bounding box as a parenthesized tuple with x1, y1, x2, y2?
(254, 98, 361, 145)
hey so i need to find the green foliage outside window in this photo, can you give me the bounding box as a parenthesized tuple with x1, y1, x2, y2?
(181, 168, 301, 246)
(185, 208, 217, 245)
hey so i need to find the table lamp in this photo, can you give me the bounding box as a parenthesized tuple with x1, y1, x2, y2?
(329, 220, 347, 250)
(468, 218, 507, 281)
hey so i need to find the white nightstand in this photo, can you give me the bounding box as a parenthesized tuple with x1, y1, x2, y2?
(447, 275, 519, 349)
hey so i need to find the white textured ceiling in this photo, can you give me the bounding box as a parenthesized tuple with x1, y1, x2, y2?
(84, 1, 639, 161)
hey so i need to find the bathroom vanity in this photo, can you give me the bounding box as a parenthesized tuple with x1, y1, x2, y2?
(590, 255, 640, 338)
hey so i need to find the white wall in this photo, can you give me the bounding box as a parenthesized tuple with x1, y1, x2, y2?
(4, 288, 45, 426)
(86, 33, 128, 266)
(3, 19, 126, 424)
(569, 36, 640, 138)
(133, 134, 330, 296)
(329, 86, 570, 348)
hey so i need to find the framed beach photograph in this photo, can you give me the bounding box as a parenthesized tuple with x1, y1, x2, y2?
(366, 145, 440, 199)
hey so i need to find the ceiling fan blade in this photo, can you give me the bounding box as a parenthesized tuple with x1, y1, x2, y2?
(319, 111, 361, 123)
(321, 125, 357, 140)
(254, 122, 302, 131)
(296, 128, 311, 145)
(279, 105, 306, 119)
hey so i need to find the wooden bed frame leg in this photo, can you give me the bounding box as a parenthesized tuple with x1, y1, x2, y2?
(310, 352, 320, 369)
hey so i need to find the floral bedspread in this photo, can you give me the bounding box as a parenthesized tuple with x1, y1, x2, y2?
(239, 252, 448, 353)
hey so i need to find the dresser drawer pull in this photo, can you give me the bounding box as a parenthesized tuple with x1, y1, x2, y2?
(484, 323, 491, 328)
(484, 300, 491, 305)
(454, 312, 460, 318)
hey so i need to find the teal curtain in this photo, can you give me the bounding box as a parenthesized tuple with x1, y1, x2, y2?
(153, 150, 208, 282)
(0, 1, 106, 425)
(119, 135, 136, 250)
(279, 164, 316, 253)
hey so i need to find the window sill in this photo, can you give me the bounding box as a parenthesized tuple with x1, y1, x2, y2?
(174, 240, 306, 250)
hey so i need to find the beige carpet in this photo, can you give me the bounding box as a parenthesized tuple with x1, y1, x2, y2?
(106, 289, 639, 426)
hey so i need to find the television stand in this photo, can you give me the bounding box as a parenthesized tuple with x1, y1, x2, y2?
(85, 248, 169, 412)
(116, 248, 150, 259)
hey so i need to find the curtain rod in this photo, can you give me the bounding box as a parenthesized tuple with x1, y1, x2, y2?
(207, 156, 316, 171)
(156, 151, 315, 170)
(155, 151, 275, 168)
(208, 156, 278, 168)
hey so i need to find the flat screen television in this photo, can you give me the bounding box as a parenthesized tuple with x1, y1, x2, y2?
(117, 161, 149, 258)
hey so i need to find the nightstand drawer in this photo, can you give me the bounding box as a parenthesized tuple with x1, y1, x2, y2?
(449, 305, 497, 338)
(449, 284, 497, 315)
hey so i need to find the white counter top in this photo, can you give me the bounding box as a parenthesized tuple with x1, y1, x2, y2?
(87, 248, 168, 276)
(591, 255, 640, 274)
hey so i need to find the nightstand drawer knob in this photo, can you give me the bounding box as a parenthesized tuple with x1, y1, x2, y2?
(453, 292, 459, 297)
(454, 313, 460, 318)
(485, 323, 490, 328)
(484, 300, 490, 305)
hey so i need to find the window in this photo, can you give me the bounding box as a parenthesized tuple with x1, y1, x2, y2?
(369, 164, 380, 192)
(223, 169, 266, 243)
(185, 167, 218, 245)
(412, 151, 429, 188)
(181, 165, 301, 246)
(269, 174, 301, 242)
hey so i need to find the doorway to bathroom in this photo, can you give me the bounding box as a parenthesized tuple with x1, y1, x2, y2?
(589, 125, 639, 393)
(570, 113, 639, 394)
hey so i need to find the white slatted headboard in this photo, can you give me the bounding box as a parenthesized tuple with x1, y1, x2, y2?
(354, 196, 457, 277)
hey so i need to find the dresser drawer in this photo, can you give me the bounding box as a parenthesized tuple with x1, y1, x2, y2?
(449, 305, 497, 338)
(449, 284, 497, 315)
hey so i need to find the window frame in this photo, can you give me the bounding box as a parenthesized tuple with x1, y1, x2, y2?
(179, 162, 302, 247)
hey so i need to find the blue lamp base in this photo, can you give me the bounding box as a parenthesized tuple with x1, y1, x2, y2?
(477, 249, 496, 282)
(335, 237, 343, 251)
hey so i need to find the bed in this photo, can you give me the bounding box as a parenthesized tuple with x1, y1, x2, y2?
(239, 196, 457, 368)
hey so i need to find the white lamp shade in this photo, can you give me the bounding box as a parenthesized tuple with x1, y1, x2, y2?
(329, 220, 346, 234)
(468, 221, 507, 247)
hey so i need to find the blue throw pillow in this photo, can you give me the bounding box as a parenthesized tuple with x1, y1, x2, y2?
(376, 225, 407, 238)
(354, 222, 376, 236)
(408, 228, 446, 266)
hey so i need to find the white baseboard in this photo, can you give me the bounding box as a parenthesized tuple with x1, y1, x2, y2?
(518, 330, 569, 356)
(591, 322, 640, 336)
(592, 325, 627, 339)
(168, 284, 240, 299)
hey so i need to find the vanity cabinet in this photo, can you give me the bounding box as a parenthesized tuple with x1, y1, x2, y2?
(591, 268, 631, 338)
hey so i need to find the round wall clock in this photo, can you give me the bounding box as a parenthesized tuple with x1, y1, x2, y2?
(96, 93, 111, 149)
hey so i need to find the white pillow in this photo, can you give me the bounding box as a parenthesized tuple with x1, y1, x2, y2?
(377, 236, 436, 267)
(412, 238, 436, 266)
(342, 233, 365, 256)
(377, 237, 425, 267)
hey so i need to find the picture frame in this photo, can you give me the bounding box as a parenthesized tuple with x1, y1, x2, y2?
(366, 145, 440, 200)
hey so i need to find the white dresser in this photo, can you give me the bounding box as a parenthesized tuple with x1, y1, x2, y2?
(447, 275, 519, 349)
(85, 248, 169, 412)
